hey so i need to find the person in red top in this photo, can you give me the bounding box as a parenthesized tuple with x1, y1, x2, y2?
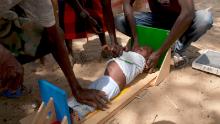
(115, 0, 213, 70)
(60, 0, 122, 60)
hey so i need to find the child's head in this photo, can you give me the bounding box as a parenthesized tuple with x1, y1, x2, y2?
(133, 46, 154, 73)
(133, 46, 153, 59)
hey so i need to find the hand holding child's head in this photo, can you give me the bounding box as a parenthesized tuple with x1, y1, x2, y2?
(133, 46, 153, 58)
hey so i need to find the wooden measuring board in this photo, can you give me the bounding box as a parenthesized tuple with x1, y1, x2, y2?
(82, 49, 171, 124)
(150, 48, 171, 86)
(20, 50, 171, 124)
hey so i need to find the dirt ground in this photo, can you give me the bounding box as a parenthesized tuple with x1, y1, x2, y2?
(0, 0, 220, 124)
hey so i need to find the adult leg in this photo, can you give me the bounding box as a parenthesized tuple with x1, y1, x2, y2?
(65, 39, 77, 64)
(114, 12, 175, 36)
(115, 12, 153, 36)
(0, 44, 24, 97)
(174, 9, 213, 54)
(95, 15, 109, 58)
(65, 40, 73, 55)
(65, 40, 74, 59)
(98, 32, 107, 46)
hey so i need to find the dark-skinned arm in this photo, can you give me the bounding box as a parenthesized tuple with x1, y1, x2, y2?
(46, 26, 82, 95)
(157, 0, 194, 55)
(146, 0, 195, 72)
(101, 0, 118, 45)
(46, 25, 109, 110)
(123, 0, 140, 49)
(101, 0, 124, 56)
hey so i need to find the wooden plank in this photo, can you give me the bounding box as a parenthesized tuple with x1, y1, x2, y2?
(61, 116, 68, 124)
(82, 72, 158, 124)
(19, 112, 36, 124)
(45, 98, 56, 124)
(32, 98, 55, 124)
(150, 49, 171, 86)
(31, 102, 45, 124)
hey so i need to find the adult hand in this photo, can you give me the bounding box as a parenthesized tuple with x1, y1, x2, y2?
(110, 44, 123, 57)
(146, 51, 161, 73)
(101, 43, 123, 58)
(101, 44, 111, 58)
(76, 88, 110, 110)
(132, 42, 140, 51)
(102, 44, 111, 52)
(123, 45, 129, 52)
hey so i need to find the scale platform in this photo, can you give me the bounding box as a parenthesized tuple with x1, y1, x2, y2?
(192, 49, 220, 76)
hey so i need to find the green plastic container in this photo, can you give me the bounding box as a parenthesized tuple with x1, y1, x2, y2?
(136, 25, 170, 66)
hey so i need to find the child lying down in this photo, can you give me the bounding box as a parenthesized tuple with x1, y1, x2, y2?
(68, 46, 153, 119)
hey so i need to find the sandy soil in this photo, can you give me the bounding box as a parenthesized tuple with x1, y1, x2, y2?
(0, 0, 220, 124)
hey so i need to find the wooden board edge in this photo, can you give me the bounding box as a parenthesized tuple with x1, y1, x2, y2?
(150, 48, 171, 86)
(61, 116, 68, 124)
(19, 112, 36, 124)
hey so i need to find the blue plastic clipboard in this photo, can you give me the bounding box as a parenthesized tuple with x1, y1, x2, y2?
(38, 80, 71, 124)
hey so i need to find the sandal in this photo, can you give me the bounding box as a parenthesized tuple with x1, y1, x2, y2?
(173, 52, 189, 68)
(2, 88, 22, 98)
(1, 85, 32, 98)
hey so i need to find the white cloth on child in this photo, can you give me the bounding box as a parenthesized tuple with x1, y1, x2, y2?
(88, 51, 145, 101)
(88, 51, 145, 100)
(88, 76, 120, 100)
(110, 51, 146, 84)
